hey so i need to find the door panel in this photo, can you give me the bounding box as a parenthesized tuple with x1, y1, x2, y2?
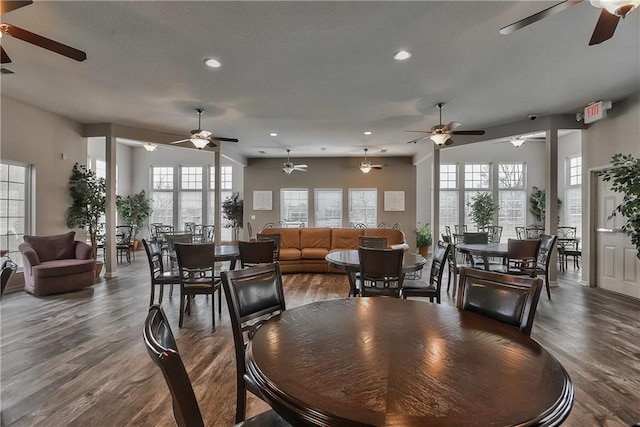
(596, 174, 640, 298)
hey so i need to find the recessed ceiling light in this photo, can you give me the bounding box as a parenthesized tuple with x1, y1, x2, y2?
(270, 132, 278, 137)
(363, 131, 372, 135)
(393, 50, 412, 61)
(203, 58, 221, 68)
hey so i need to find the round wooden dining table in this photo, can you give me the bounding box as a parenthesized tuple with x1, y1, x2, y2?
(455, 242, 508, 270)
(325, 249, 426, 297)
(246, 298, 573, 427)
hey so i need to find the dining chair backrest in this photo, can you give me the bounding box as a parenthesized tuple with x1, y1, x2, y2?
(454, 224, 467, 234)
(515, 226, 526, 240)
(174, 243, 216, 277)
(256, 233, 281, 260)
(166, 233, 193, 253)
(358, 235, 388, 249)
(350, 222, 367, 229)
(116, 225, 133, 245)
(199, 225, 214, 243)
(377, 222, 387, 229)
(1, 259, 17, 300)
(143, 238, 165, 275)
(526, 225, 544, 239)
(184, 222, 197, 235)
(357, 247, 405, 297)
(391, 223, 401, 230)
(463, 232, 489, 244)
(479, 225, 503, 243)
(221, 263, 286, 422)
(456, 267, 543, 336)
(143, 305, 205, 427)
(506, 238, 542, 276)
(238, 240, 276, 268)
(427, 241, 451, 298)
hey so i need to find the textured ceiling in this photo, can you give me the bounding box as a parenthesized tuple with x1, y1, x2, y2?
(1, 1, 638, 158)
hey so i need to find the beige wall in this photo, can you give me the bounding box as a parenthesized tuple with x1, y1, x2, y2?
(1, 96, 87, 236)
(244, 156, 417, 245)
(582, 91, 640, 286)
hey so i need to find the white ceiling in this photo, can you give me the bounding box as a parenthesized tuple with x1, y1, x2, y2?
(1, 1, 638, 158)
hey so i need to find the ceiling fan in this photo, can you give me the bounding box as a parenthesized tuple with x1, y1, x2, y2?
(500, 0, 639, 46)
(495, 135, 547, 147)
(282, 149, 308, 174)
(0, 0, 87, 64)
(405, 103, 485, 146)
(169, 109, 239, 150)
(359, 148, 384, 173)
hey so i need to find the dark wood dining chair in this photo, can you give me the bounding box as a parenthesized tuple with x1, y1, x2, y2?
(220, 263, 287, 424)
(256, 233, 281, 261)
(142, 238, 180, 306)
(238, 240, 276, 268)
(166, 233, 193, 270)
(358, 235, 388, 249)
(490, 238, 542, 277)
(115, 225, 133, 263)
(174, 243, 222, 329)
(456, 267, 543, 336)
(535, 234, 557, 300)
(143, 305, 290, 427)
(1, 259, 17, 301)
(403, 241, 451, 303)
(357, 247, 405, 297)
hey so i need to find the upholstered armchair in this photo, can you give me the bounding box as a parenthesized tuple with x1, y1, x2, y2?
(19, 231, 96, 296)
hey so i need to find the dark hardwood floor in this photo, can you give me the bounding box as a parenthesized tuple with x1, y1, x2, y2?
(1, 256, 639, 426)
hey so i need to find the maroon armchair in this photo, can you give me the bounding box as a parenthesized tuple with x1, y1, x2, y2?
(19, 231, 96, 296)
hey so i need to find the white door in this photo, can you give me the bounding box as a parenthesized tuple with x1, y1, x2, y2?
(596, 173, 640, 298)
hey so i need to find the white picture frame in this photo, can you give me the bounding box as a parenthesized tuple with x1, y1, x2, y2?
(384, 191, 405, 212)
(253, 190, 273, 211)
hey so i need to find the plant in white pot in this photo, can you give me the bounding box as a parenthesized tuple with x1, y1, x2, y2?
(116, 190, 153, 250)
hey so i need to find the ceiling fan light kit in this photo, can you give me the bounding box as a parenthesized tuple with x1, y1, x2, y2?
(282, 149, 308, 174)
(590, 0, 639, 17)
(430, 133, 451, 146)
(143, 143, 158, 152)
(405, 102, 485, 146)
(189, 137, 209, 149)
(360, 162, 372, 174)
(511, 137, 526, 147)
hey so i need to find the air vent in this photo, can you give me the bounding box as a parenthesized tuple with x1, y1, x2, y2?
(0, 67, 15, 74)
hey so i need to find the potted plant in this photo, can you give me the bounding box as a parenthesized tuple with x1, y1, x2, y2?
(65, 163, 106, 274)
(600, 153, 640, 259)
(416, 223, 432, 257)
(116, 190, 153, 250)
(222, 192, 243, 242)
(529, 186, 562, 226)
(468, 192, 499, 229)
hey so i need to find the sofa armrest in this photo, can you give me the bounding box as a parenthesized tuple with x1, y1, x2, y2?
(18, 242, 40, 268)
(75, 241, 93, 260)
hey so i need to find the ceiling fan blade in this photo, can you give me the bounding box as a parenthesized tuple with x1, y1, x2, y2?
(0, 0, 33, 14)
(442, 121, 462, 132)
(170, 139, 191, 144)
(1, 24, 87, 61)
(372, 165, 384, 170)
(406, 135, 429, 144)
(294, 164, 308, 168)
(499, 0, 582, 35)
(1, 46, 11, 64)
(209, 136, 239, 143)
(451, 130, 485, 135)
(405, 130, 429, 133)
(589, 9, 620, 45)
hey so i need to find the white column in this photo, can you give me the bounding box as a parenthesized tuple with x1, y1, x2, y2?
(104, 132, 117, 278)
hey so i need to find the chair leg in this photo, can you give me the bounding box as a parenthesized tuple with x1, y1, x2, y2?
(169, 284, 173, 297)
(218, 287, 222, 315)
(235, 382, 247, 423)
(159, 285, 164, 303)
(545, 271, 551, 300)
(149, 284, 155, 307)
(211, 292, 216, 330)
(179, 294, 185, 328)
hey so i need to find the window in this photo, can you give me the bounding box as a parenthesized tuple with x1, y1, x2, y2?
(0, 162, 31, 268)
(497, 163, 526, 239)
(281, 189, 309, 227)
(179, 167, 202, 227)
(209, 166, 233, 241)
(464, 163, 490, 229)
(565, 156, 582, 237)
(315, 189, 342, 227)
(348, 189, 377, 228)
(150, 167, 174, 224)
(439, 164, 458, 236)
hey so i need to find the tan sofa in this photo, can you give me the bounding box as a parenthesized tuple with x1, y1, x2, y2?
(259, 227, 407, 273)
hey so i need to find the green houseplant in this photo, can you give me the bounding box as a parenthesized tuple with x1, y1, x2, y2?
(222, 192, 243, 242)
(65, 163, 106, 261)
(468, 192, 499, 228)
(116, 190, 153, 248)
(600, 153, 640, 259)
(416, 223, 432, 257)
(529, 186, 562, 225)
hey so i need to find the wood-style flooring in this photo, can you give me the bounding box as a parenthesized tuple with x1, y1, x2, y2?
(1, 257, 639, 426)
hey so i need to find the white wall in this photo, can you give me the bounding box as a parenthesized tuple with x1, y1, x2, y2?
(0, 96, 87, 236)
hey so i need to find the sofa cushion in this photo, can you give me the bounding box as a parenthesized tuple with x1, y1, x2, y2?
(262, 228, 300, 250)
(301, 228, 331, 250)
(302, 248, 329, 260)
(279, 248, 302, 261)
(331, 229, 363, 250)
(24, 231, 76, 262)
(32, 259, 95, 278)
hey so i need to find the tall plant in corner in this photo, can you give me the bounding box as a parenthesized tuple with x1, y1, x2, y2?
(65, 163, 106, 259)
(222, 192, 243, 242)
(600, 153, 640, 259)
(468, 192, 499, 228)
